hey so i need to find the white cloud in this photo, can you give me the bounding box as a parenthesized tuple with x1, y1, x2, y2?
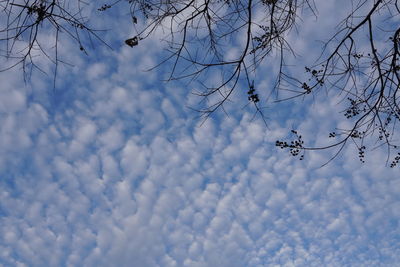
(1, 1, 400, 267)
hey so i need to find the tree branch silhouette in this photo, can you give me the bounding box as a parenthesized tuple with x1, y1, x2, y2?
(1, 0, 399, 165)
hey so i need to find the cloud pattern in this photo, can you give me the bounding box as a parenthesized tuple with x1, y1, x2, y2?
(1, 1, 400, 266)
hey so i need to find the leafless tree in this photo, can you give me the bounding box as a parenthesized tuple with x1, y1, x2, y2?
(274, 0, 400, 166)
(0, 0, 110, 86)
(1, 0, 400, 166)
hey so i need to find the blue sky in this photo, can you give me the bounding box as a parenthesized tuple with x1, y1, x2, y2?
(0, 1, 400, 266)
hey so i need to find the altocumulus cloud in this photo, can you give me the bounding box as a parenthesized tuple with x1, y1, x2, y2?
(1, 1, 400, 266)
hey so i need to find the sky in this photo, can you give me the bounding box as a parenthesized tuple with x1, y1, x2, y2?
(0, 0, 400, 266)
